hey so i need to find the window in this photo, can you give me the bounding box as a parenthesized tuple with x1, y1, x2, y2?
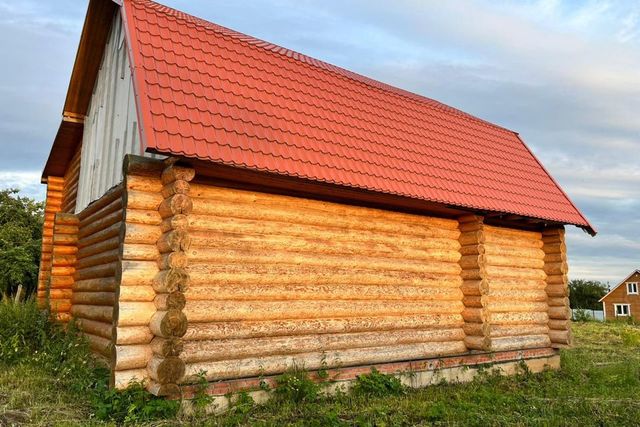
(627, 282, 638, 294)
(614, 304, 630, 317)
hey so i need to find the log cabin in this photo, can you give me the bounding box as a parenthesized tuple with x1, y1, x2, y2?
(599, 270, 640, 320)
(38, 0, 595, 400)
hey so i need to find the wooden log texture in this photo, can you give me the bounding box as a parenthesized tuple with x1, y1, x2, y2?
(542, 226, 572, 346)
(48, 212, 80, 321)
(37, 176, 63, 306)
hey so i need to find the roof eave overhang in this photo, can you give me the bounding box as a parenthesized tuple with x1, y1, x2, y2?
(41, 0, 119, 181)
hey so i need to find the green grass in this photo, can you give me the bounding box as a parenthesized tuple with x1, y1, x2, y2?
(1, 320, 639, 426)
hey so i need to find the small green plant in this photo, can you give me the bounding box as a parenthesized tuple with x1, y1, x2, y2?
(318, 353, 329, 380)
(352, 368, 405, 397)
(191, 370, 213, 415)
(274, 365, 320, 403)
(93, 380, 180, 423)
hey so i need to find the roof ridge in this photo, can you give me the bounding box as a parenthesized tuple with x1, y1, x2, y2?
(138, 0, 518, 136)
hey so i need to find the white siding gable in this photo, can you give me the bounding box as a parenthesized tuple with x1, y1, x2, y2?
(76, 12, 161, 212)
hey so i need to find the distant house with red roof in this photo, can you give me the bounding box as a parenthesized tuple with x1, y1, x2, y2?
(600, 270, 640, 320)
(37, 0, 593, 402)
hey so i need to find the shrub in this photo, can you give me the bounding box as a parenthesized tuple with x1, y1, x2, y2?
(352, 368, 405, 397)
(274, 366, 320, 403)
(572, 309, 594, 322)
(93, 380, 180, 423)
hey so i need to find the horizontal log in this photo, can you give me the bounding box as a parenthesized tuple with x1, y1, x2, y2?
(153, 268, 189, 293)
(124, 223, 162, 245)
(49, 289, 73, 299)
(77, 222, 121, 249)
(489, 324, 549, 338)
(53, 224, 78, 235)
(151, 337, 184, 357)
(71, 304, 114, 323)
(188, 215, 459, 253)
(146, 381, 180, 397)
(148, 355, 185, 384)
(544, 262, 568, 276)
(51, 266, 75, 276)
(458, 231, 484, 247)
(182, 328, 465, 363)
(185, 300, 464, 323)
(113, 369, 148, 389)
(486, 289, 548, 302)
(546, 284, 568, 297)
(543, 253, 565, 263)
(485, 265, 546, 280)
(76, 249, 119, 270)
(161, 180, 190, 199)
(162, 164, 195, 184)
(459, 254, 484, 270)
(74, 263, 117, 281)
(118, 302, 157, 327)
(116, 326, 154, 345)
(120, 261, 158, 287)
(484, 225, 542, 240)
(85, 333, 113, 357)
(149, 310, 189, 338)
(161, 214, 188, 233)
(127, 190, 163, 211)
(184, 341, 467, 383)
(114, 345, 153, 370)
(183, 314, 464, 341)
(78, 185, 123, 221)
(53, 234, 78, 246)
(548, 319, 570, 330)
(189, 231, 459, 263)
(78, 209, 122, 239)
(158, 230, 191, 253)
(126, 174, 162, 193)
(50, 298, 71, 313)
(158, 252, 187, 270)
(485, 254, 544, 269)
(126, 208, 162, 226)
(460, 280, 488, 296)
(51, 275, 74, 289)
(190, 198, 459, 240)
(190, 183, 458, 230)
(188, 266, 460, 289)
(187, 252, 461, 276)
(462, 296, 483, 308)
(542, 242, 566, 255)
(459, 244, 483, 256)
(548, 306, 571, 320)
(458, 221, 482, 233)
(548, 297, 569, 307)
(51, 254, 76, 267)
(159, 194, 193, 218)
(483, 232, 543, 249)
(464, 335, 489, 351)
(546, 274, 567, 285)
(76, 236, 120, 260)
(122, 243, 158, 261)
(119, 285, 156, 302)
(53, 245, 78, 256)
(185, 283, 463, 302)
(76, 318, 113, 339)
(485, 301, 548, 313)
(490, 334, 550, 352)
(72, 291, 115, 306)
(549, 329, 572, 344)
(462, 308, 485, 323)
(488, 311, 548, 325)
(155, 292, 186, 310)
(73, 277, 116, 292)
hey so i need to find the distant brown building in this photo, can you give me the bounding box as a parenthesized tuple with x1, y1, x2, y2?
(600, 270, 640, 320)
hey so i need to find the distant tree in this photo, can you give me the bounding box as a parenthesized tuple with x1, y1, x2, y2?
(0, 189, 44, 298)
(568, 279, 608, 310)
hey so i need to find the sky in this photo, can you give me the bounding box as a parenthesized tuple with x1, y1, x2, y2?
(0, 0, 638, 285)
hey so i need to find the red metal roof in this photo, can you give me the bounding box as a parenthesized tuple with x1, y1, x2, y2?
(121, 0, 593, 232)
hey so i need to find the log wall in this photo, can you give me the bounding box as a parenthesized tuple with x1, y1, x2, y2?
(61, 146, 82, 213)
(37, 176, 64, 308)
(482, 225, 551, 351)
(49, 213, 79, 322)
(181, 183, 466, 384)
(71, 185, 124, 363)
(543, 227, 572, 347)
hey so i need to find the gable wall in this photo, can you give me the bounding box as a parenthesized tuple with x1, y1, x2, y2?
(602, 272, 640, 320)
(76, 11, 161, 213)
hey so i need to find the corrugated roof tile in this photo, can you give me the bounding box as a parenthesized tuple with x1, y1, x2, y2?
(123, 0, 592, 230)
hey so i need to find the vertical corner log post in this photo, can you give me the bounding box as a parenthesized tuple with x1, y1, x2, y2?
(50, 212, 80, 322)
(147, 160, 194, 395)
(38, 176, 64, 309)
(543, 226, 572, 347)
(458, 214, 491, 351)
